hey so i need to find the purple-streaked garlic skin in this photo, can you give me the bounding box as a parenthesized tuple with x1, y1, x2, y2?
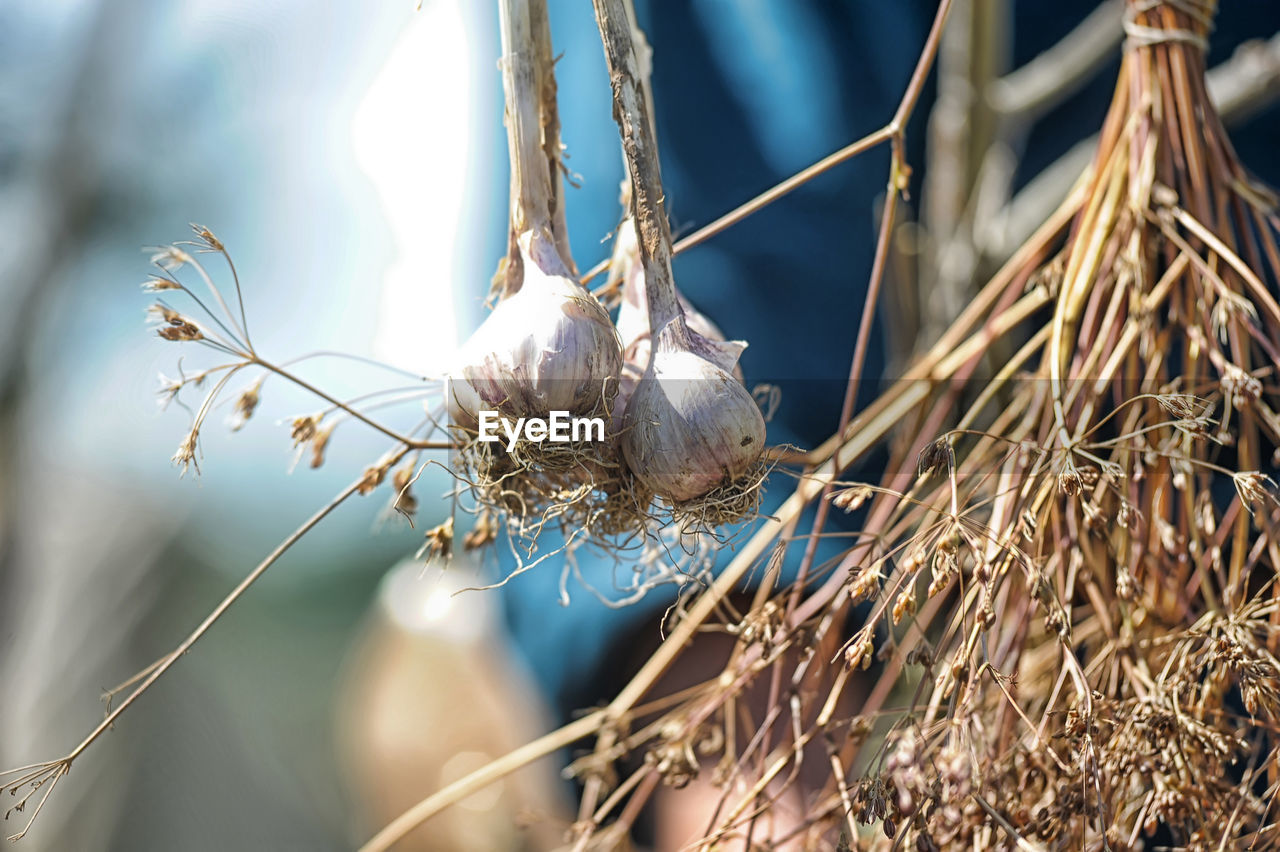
(611, 221, 742, 436)
(614, 223, 739, 373)
(621, 319, 765, 503)
(449, 234, 622, 429)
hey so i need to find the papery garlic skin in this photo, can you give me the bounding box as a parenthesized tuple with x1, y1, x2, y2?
(621, 321, 765, 503)
(611, 221, 740, 434)
(449, 234, 622, 430)
(614, 222, 736, 371)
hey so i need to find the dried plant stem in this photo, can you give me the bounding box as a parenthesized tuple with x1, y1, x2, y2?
(498, 0, 555, 245)
(529, 0, 574, 271)
(2, 444, 412, 841)
(590, 0, 679, 331)
(764, 0, 955, 787)
(582, 126, 894, 293)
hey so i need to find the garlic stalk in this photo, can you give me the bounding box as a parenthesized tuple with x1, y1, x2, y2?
(592, 0, 766, 505)
(497, 0, 553, 251)
(529, 0, 575, 274)
(450, 0, 622, 431)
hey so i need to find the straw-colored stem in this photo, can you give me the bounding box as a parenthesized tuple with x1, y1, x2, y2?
(529, 0, 574, 271)
(591, 0, 680, 331)
(498, 0, 555, 244)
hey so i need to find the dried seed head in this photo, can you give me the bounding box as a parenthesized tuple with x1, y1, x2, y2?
(917, 437, 953, 479)
(1220, 363, 1262, 408)
(392, 463, 418, 518)
(1058, 466, 1082, 497)
(149, 305, 204, 342)
(229, 380, 262, 432)
(172, 431, 199, 476)
(190, 223, 224, 252)
(1210, 290, 1259, 344)
(1232, 471, 1275, 513)
(845, 637, 875, 671)
(309, 423, 334, 469)
(157, 373, 183, 409)
(833, 484, 873, 512)
(1116, 565, 1136, 602)
(937, 522, 961, 555)
(291, 415, 320, 447)
(1116, 498, 1139, 530)
(417, 517, 454, 562)
(1156, 393, 1202, 420)
(141, 276, 180, 292)
(358, 455, 396, 496)
(928, 563, 953, 598)
(892, 589, 917, 625)
(463, 510, 499, 551)
(901, 546, 925, 574)
(148, 245, 192, 271)
(1082, 500, 1107, 532)
(850, 561, 883, 604)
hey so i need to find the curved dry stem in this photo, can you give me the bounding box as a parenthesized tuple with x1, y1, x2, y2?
(0, 443, 413, 837)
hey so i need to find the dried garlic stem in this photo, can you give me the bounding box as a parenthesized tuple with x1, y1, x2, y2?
(529, 0, 575, 272)
(498, 0, 555, 244)
(591, 0, 680, 332)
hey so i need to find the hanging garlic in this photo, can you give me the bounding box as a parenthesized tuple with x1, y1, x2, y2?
(448, 231, 622, 430)
(621, 313, 764, 503)
(449, 0, 622, 433)
(590, 0, 767, 508)
(610, 219, 741, 435)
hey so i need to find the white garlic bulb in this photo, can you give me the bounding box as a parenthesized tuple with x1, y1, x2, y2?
(621, 318, 765, 503)
(610, 220, 739, 433)
(449, 233, 622, 429)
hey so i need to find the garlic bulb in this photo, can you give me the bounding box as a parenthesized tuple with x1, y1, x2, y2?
(610, 221, 739, 432)
(621, 318, 765, 503)
(449, 233, 622, 429)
